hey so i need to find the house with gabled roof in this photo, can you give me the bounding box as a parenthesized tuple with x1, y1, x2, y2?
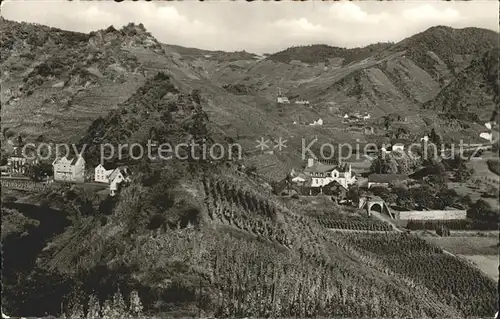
(303, 158, 356, 189)
(52, 155, 85, 183)
(108, 166, 131, 196)
(94, 163, 115, 183)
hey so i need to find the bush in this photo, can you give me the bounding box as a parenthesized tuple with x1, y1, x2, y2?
(467, 199, 498, 222)
(486, 159, 500, 176)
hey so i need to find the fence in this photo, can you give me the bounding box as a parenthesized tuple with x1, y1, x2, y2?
(1, 178, 48, 192)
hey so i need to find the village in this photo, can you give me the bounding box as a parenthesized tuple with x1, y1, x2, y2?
(1, 139, 131, 197)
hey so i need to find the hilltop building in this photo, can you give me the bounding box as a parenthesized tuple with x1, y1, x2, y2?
(52, 155, 86, 183)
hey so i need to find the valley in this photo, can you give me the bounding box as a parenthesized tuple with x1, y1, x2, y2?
(1, 13, 499, 319)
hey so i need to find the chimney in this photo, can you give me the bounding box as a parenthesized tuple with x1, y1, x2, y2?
(307, 158, 314, 168)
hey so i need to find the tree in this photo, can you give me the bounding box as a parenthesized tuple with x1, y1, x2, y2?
(394, 186, 414, 210)
(383, 115, 393, 130)
(129, 290, 143, 317)
(86, 294, 101, 319)
(411, 185, 438, 210)
(455, 166, 474, 182)
(346, 185, 360, 204)
(436, 188, 458, 208)
(111, 289, 128, 318)
(370, 186, 396, 205)
(429, 128, 441, 145)
(370, 152, 397, 174)
(468, 199, 497, 221)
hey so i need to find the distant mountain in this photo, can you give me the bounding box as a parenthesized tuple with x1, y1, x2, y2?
(423, 47, 499, 122)
(2, 19, 499, 319)
(266, 43, 393, 65)
(391, 25, 499, 81)
(1, 19, 498, 174)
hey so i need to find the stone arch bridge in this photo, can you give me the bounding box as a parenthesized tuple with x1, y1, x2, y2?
(359, 196, 395, 219)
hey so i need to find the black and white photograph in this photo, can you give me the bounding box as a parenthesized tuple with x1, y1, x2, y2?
(1, 0, 499, 318)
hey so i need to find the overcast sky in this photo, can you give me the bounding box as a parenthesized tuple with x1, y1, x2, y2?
(1, 0, 498, 54)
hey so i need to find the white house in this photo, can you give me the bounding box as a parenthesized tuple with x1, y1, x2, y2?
(303, 158, 356, 189)
(277, 96, 290, 104)
(309, 118, 324, 126)
(108, 166, 131, 196)
(480, 132, 493, 142)
(52, 155, 85, 183)
(295, 100, 310, 105)
(94, 164, 115, 183)
(485, 122, 492, 130)
(421, 135, 429, 142)
(362, 113, 371, 120)
(392, 143, 405, 152)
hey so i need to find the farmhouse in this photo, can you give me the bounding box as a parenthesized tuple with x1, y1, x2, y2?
(367, 173, 408, 189)
(94, 163, 115, 183)
(303, 158, 356, 189)
(108, 166, 131, 196)
(52, 155, 85, 183)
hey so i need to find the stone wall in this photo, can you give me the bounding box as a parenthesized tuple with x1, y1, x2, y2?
(396, 210, 467, 220)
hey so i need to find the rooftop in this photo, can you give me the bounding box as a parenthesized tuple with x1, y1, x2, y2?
(304, 161, 337, 173)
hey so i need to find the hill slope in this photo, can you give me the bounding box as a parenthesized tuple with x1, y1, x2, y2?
(1, 20, 499, 318)
(424, 47, 500, 122)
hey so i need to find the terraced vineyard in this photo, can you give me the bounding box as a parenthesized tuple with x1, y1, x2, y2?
(339, 232, 498, 318)
(315, 215, 393, 231)
(202, 174, 292, 247)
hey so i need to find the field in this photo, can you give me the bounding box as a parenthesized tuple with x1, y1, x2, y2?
(421, 234, 499, 281)
(459, 255, 498, 281)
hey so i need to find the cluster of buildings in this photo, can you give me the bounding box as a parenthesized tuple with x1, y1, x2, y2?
(308, 118, 324, 126)
(51, 155, 131, 196)
(343, 112, 371, 123)
(276, 88, 290, 104)
(1, 139, 38, 177)
(289, 158, 357, 196)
